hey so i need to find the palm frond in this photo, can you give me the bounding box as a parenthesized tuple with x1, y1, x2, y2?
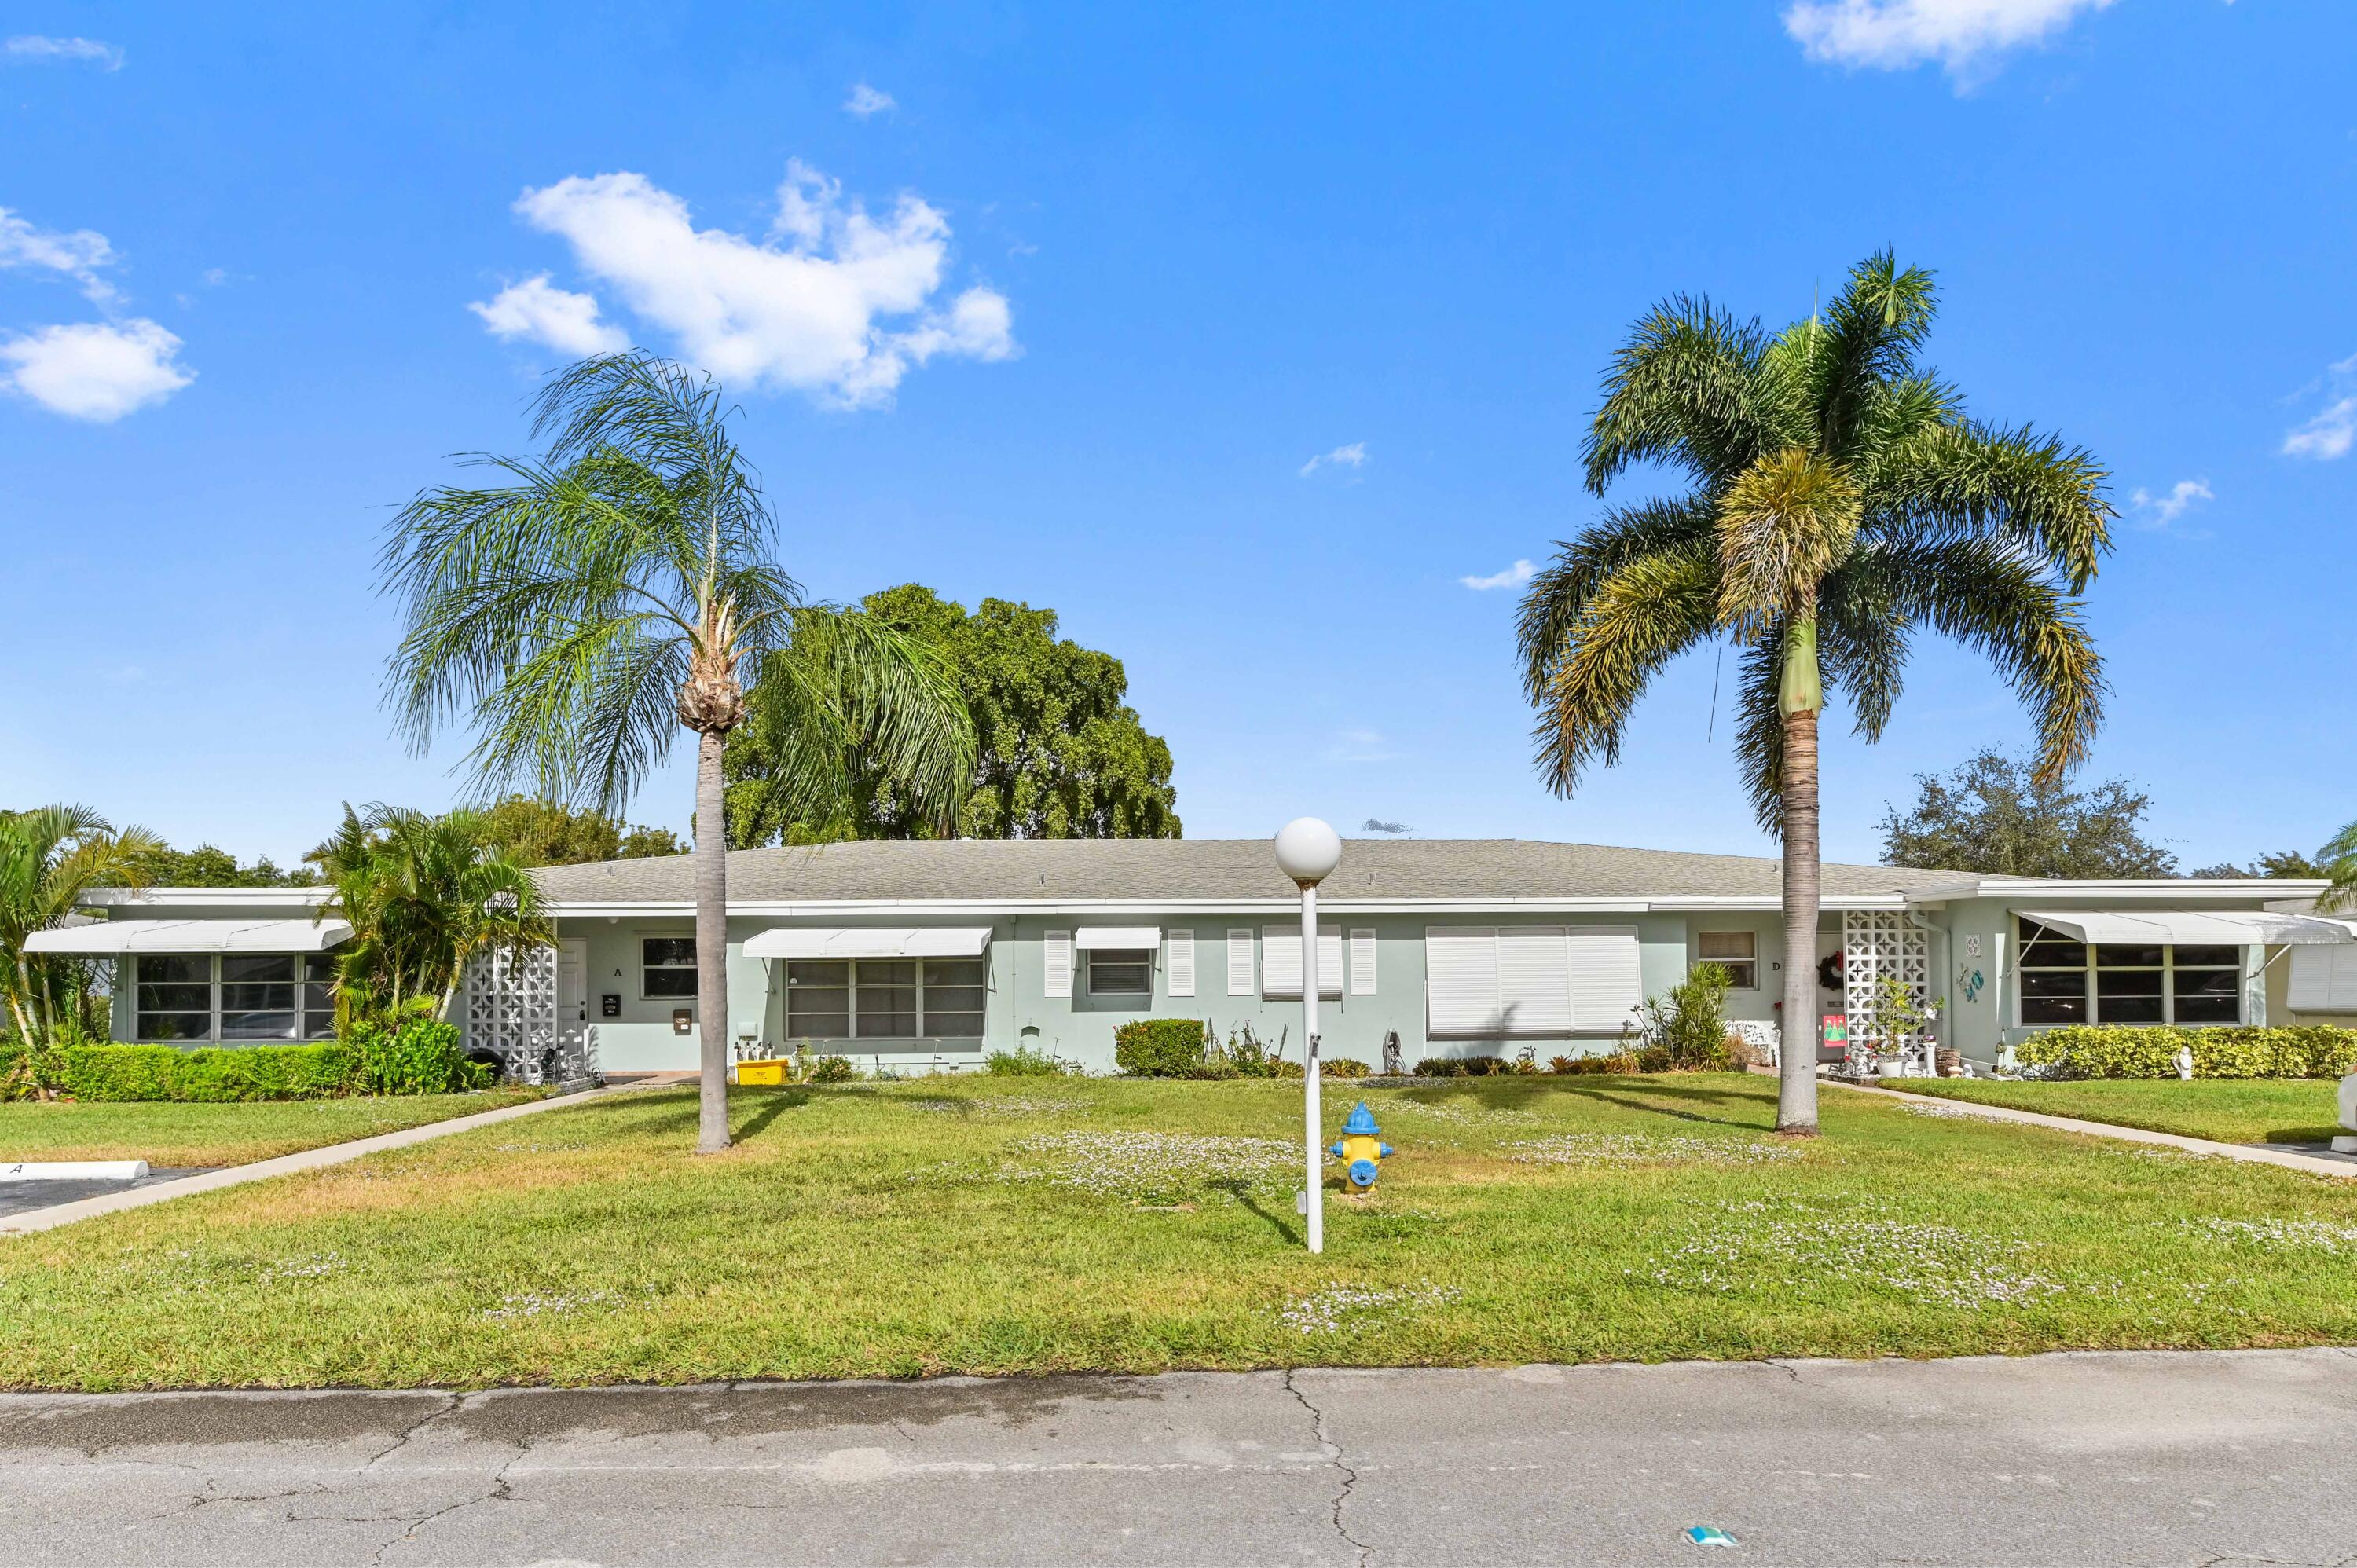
(1728, 638, 1788, 835)
(1712, 449, 1862, 639)
(1582, 297, 1772, 495)
(1531, 544, 1720, 797)
(1515, 497, 1715, 704)
(1864, 419, 2113, 592)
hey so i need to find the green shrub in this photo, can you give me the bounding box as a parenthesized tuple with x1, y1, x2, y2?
(1553, 1050, 1636, 1075)
(1114, 1019, 1212, 1077)
(1413, 1054, 1512, 1077)
(55, 1042, 358, 1103)
(1625, 962, 1736, 1069)
(807, 1055, 856, 1083)
(1322, 1057, 1371, 1078)
(346, 1018, 489, 1095)
(984, 1043, 1080, 1076)
(2018, 1024, 2357, 1080)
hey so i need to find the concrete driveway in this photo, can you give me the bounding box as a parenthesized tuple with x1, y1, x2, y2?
(5, 1348, 2355, 1566)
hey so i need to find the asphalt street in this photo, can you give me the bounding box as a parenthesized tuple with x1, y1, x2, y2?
(3, 1348, 2355, 1566)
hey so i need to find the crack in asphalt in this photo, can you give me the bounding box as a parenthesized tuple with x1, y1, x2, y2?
(1284, 1371, 1373, 1567)
(365, 1425, 531, 1567)
(361, 1392, 461, 1470)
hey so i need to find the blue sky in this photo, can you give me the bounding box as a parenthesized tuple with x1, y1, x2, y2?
(4, 1, 2352, 870)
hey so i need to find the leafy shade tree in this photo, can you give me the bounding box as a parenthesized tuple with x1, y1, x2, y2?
(1517, 251, 2111, 1134)
(727, 584, 1181, 844)
(2190, 848, 2328, 881)
(380, 352, 975, 1152)
(1882, 750, 2174, 879)
(475, 794, 686, 867)
(0, 806, 163, 1047)
(310, 804, 551, 1022)
(138, 841, 320, 888)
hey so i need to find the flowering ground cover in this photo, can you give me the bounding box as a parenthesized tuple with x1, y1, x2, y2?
(1869, 1077, 2343, 1146)
(3, 1073, 2355, 1390)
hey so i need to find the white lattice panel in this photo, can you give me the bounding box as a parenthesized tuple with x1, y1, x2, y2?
(463, 945, 561, 1081)
(1843, 910, 1930, 1060)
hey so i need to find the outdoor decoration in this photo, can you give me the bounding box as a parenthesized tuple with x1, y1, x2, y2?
(1327, 1102, 1395, 1192)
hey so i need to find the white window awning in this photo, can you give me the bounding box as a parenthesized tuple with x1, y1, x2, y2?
(23, 918, 353, 954)
(743, 927, 992, 960)
(1073, 925, 1161, 951)
(2019, 910, 2357, 947)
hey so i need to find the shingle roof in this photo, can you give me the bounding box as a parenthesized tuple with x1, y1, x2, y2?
(530, 837, 1963, 906)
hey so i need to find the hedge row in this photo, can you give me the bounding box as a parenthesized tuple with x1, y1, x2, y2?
(2018, 1024, 2357, 1081)
(0, 1020, 490, 1101)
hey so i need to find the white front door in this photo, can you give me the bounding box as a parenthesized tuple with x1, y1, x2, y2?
(557, 940, 590, 1047)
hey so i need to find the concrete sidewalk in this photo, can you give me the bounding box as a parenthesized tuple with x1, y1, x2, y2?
(0, 1074, 691, 1236)
(4, 1348, 2355, 1566)
(1832, 1076, 2357, 1179)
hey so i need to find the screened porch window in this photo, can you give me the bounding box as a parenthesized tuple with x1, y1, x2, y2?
(134, 954, 338, 1042)
(784, 958, 984, 1039)
(2016, 921, 2242, 1027)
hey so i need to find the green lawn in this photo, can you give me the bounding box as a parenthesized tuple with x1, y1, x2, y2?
(5, 1073, 2356, 1392)
(1874, 1077, 2345, 1146)
(0, 1090, 546, 1168)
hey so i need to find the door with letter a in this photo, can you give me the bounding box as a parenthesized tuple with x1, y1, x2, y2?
(557, 940, 589, 1072)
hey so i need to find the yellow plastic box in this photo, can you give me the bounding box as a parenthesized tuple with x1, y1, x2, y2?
(735, 1058, 790, 1086)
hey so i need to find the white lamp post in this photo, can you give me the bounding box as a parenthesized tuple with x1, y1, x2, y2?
(1274, 816, 1343, 1255)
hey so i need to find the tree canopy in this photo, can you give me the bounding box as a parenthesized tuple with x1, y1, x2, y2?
(727, 584, 1180, 844)
(137, 841, 318, 887)
(474, 794, 685, 866)
(1879, 749, 2173, 878)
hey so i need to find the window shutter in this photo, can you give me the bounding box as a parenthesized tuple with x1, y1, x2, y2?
(1566, 925, 1644, 1033)
(1168, 930, 1196, 998)
(1496, 925, 1574, 1036)
(1043, 930, 1073, 999)
(1425, 925, 1498, 1038)
(1349, 929, 1378, 995)
(2289, 945, 2357, 1014)
(1226, 929, 1255, 995)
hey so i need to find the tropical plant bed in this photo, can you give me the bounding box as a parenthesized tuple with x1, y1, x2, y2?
(0, 1090, 544, 1169)
(1865, 1077, 2346, 1148)
(5, 1073, 2357, 1392)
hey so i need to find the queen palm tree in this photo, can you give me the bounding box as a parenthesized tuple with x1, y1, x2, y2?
(382, 351, 973, 1152)
(310, 804, 552, 1024)
(0, 805, 163, 1047)
(1516, 251, 2112, 1134)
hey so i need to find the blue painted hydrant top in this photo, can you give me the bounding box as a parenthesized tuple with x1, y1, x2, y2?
(1341, 1101, 1382, 1137)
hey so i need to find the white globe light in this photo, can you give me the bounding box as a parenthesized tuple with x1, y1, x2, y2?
(1274, 817, 1343, 886)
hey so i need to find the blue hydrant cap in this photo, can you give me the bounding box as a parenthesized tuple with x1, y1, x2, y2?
(1341, 1101, 1381, 1137)
(1347, 1157, 1380, 1186)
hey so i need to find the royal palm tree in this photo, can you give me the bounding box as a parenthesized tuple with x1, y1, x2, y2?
(0, 805, 163, 1047)
(1517, 251, 2111, 1134)
(310, 804, 552, 1023)
(381, 351, 974, 1152)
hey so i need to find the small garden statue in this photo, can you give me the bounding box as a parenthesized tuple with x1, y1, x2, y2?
(1328, 1102, 1394, 1192)
(2175, 1045, 2195, 1081)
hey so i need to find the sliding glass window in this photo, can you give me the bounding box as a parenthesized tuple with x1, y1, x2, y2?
(784, 958, 985, 1040)
(2014, 920, 2243, 1028)
(134, 954, 340, 1042)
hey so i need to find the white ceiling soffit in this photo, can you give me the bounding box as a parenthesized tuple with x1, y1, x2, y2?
(2018, 910, 2357, 947)
(22, 918, 353, 954)
(1072, 926, 1162, 951)
(741, 927, 992, 960)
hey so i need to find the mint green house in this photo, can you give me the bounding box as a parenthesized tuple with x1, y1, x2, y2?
(49, 837, 2355, 1079)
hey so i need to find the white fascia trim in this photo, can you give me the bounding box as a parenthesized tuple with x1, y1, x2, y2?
(79, 886, 334, 908)
(1961, 880, 2330, 899)
(548, 895, 1915, 919)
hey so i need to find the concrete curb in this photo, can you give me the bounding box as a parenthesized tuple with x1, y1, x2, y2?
(1830, 1077, 2357, 1179)
(0, 1073, 695, 1237)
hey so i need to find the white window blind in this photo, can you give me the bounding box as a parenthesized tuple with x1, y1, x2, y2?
(1167, 930, 1196, 998)
(1349, 929, 1378, 995)
(1043, 930, 1073, 999)
(1425, 925, 1641, 1039)
(1227, 929, 1255, 995)
(2289, 945, 2357, 1015)
(1262, 925, 1343, 998)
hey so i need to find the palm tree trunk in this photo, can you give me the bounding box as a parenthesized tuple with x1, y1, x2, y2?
(695, 727, 732, 1153)
(1776, 704, 1823, 1135)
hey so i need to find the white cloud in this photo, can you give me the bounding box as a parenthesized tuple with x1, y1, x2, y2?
(844, 82, 896, 118)
(5, 35, 123, 69)
(469, 273, 629, 356)
(1299, 441, 1367, 477)
(0, 206, 120, 305)
(2283, 354, 2357, 461)
(1783, 0, 2115, 76)
(1461, 559, 1537, 591)
(497, 163, 1015, 408)
(2, 318, 192, 420)
(2129, 478, 2212, 530)
(1326, 728, 1395, 764)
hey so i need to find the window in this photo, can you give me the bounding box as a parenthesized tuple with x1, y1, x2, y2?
(785, 958, 985, 1039)
(641, 936, 697, 998)
(1424, 925, 1643, 1039)
(135, 954, 211, 1041)
(1087, 948, 1154, 997)
(134, 954, 339, 1042)
(1695, 931, 1758, 990)
(2015, 919, 2242, 1027)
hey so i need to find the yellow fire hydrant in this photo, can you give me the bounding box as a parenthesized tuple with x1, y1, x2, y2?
(1327, 1101, 1395, 1192)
